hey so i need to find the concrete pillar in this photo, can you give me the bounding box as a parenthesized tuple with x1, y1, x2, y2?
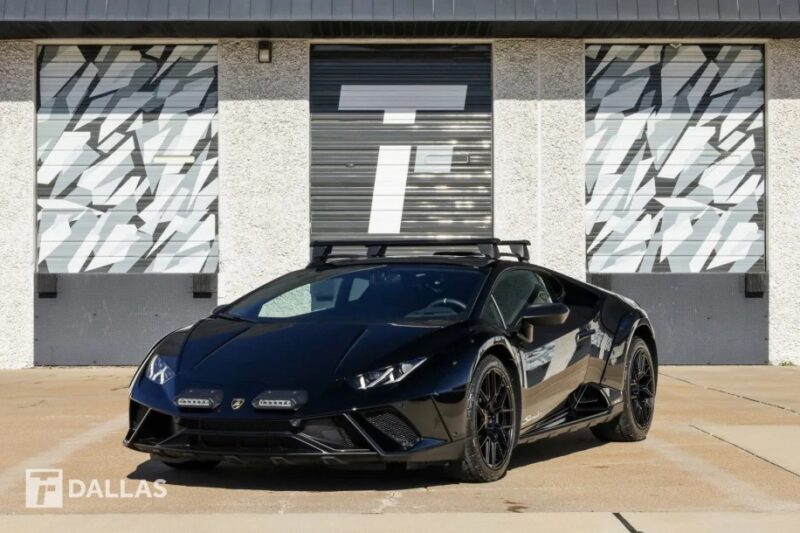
(493, 41, 540, 254)
(0, 42, 35, 369)
(538, 40, 586, 280)
(493, 39, 585, 280)
(766, 41, 800, 365)
(217, 40, 310, 303)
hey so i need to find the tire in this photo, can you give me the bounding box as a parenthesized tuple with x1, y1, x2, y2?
(155, 456, 221, 470)
(591, 337, 657, 442)
(447, 355, 518, 483)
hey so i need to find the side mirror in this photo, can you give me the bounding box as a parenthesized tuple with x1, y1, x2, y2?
(521, 303, 570, 327)
(211, 304, 228, 316)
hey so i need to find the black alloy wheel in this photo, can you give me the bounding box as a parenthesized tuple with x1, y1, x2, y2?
(629, 345, 655, 429)
(476, 367, 515, 469)
(591, 336, 657, 442)
(447, 355, 518, 482)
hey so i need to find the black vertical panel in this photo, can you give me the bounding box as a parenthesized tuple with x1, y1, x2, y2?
(310, 45, 492, 241)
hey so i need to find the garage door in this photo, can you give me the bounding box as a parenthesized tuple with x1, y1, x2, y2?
(37, 44, 218, 273)
(585, 44, 767, 364)
(310, 45, 492, 241)
(585, 44, 765, 274)
(35, 44, 218, 364)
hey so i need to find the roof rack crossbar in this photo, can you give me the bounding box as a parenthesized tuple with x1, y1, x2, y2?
(308, 238, 531, 265)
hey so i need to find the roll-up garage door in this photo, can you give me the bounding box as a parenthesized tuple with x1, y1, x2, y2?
(310, 45, 492, 241)
(585, 44, 767, 364)
(585, 44, 765, 274)
(37, 44, 218, 273)
(35, 44, 218, 365)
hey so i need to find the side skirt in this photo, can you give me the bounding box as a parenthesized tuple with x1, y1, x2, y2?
(517, 403, 624, 444)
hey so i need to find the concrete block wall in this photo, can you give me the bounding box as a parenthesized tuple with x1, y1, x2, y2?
(0, 41, 35, 368)
(217, 40, 311, 303)
(493, 40, 586, 280)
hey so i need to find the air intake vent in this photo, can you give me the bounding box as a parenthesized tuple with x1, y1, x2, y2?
(362, 409, 420, 450)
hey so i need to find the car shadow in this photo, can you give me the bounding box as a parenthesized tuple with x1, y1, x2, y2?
(508, 429, 606, 470)
(127, 429, 605, 491)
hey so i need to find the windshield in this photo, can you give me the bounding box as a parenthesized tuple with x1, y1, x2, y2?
(223, 265, 487, 324)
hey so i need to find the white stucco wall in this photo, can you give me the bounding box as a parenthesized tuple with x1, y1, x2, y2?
(0, 42, 35, 369)
(766, 41, 800, 366)
(493, 39, 586, 280)
(217, 40, 310, 303)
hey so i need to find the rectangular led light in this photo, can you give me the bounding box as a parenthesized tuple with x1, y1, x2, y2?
(174, 389, 223, 409)
(176, 397, 212, 408)
(252, 390, 307, 411)
(255, 398, 295, 409)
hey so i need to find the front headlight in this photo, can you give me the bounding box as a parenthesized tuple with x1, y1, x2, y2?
(145, 354, 176, 385)
(348, 357, 426, 390)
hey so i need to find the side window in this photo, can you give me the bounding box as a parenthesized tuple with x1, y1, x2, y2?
(491, 270, 552, 327)
(480, 296, 505, 327)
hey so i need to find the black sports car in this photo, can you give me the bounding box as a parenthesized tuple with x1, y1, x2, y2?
(125, 239, 658, 482)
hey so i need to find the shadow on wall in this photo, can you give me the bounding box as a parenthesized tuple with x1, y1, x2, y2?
(127, 429, 605, 491)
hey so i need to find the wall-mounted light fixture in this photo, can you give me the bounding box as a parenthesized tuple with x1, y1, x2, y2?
(258, 41, 272, 63)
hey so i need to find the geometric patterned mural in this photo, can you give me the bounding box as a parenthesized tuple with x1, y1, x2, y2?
(585, 44, 765, 273)
(36, 45, 218, 273)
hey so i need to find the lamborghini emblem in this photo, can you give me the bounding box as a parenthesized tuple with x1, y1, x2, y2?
(231, 398, 245, 410)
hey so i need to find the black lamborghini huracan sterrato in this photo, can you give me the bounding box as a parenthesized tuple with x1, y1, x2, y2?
(125, 239, 658, 482)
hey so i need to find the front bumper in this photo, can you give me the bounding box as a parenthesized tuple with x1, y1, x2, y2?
(124, 399, 464, 465)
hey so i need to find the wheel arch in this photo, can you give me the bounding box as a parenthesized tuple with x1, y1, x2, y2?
(633, 322, 658, 377)
(473, 338, 524, 438)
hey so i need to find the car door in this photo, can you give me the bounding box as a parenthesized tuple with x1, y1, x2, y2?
(485, 268, 594, 430)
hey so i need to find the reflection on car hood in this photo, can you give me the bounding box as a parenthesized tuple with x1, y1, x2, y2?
(172, 318, 448, 392)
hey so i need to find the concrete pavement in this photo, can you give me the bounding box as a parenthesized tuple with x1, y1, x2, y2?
(0, 365, 798, 531)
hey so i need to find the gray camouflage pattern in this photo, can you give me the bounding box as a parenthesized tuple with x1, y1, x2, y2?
(585, 44, 765, 273)
(36, 44, 218, 273)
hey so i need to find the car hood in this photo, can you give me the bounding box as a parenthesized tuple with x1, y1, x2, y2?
(170, 317, 450, 395)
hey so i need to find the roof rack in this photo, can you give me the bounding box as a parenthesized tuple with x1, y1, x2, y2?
(309, 238, 530, 265)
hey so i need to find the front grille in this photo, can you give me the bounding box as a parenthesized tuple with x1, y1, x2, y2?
(362, 409, 420, 450)
(179, 418, 295, 433)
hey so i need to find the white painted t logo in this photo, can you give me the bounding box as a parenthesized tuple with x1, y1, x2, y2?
(338, 85, 468, 233)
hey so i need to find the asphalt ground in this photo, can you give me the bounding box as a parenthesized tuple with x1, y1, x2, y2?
(1, 365, 799, 531)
